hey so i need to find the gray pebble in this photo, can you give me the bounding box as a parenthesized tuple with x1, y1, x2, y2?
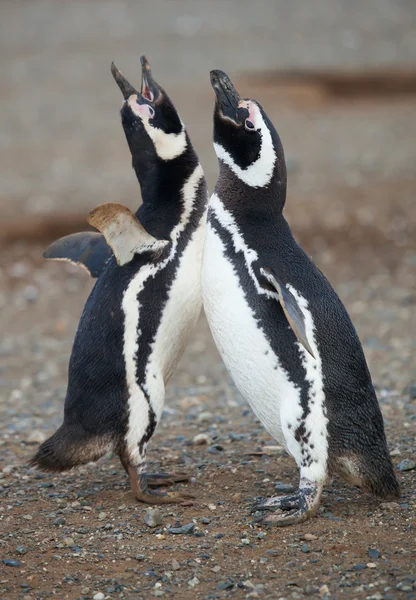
(144, 508, 163, 528)
(368, 548, 381, 559)
(301, 544, 310, 553)
(397, 459, 416, 472)
(2, 559, 22, 567)
(200, 517, 211, 524)
(53, 517, 66, 525)
(275, 482, 295, 493)
(15, 546, 27, 555)
(167, 522, 195, 535)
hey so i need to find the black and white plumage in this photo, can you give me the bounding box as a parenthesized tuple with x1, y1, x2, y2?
(201, 70, 399, 525)
(30, 58, 208, 504)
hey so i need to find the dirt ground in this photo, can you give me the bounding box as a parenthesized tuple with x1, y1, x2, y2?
(1, 2, 415, 599)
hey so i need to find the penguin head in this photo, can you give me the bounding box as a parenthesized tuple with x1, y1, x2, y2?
(210, 70, 286, 190)
(111, 56, 187, 164)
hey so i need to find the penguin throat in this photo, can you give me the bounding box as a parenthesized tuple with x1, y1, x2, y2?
(213, 125, 276, 189)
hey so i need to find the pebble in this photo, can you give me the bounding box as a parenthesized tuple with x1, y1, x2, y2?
(2, 559, 22, 567)
(368, 548, 381, 559)
(366, 562, 377, 568)
(53, 517, 66, 525)
(302, 533, 318, 541)
(171, 559, 180, 570)
(63, 537, 75, 547)
(397, 459, 416, 471)
(263, 445, 285, 455)
(144, 508, 163, 528)
(218, 580, 234, 591)
(275, 482, 295, 493)
(26, 429, 46, 444)
(380, 501, 400, 510)
(319, 584, 329, 596)
(23, 285, 39, 302)
(15, 546, 27, 555)
(93, 593, 105, 600)
(167, 522, 195, 535)
(301, 544, 310, 553)
(98, 512, 107, 521)
(193, 433, 209, 445)
(200, 517, 211, 524)
(188, 577, 199, 587)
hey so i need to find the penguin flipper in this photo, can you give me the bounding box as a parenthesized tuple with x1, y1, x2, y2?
(260, 267, 315, 358)
(87, 202, 169, 266)
(43, 232, 113, 278)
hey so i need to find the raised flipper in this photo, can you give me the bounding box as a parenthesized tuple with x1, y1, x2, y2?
(43, 232, 112, 277)
(260, 267, 315, 358)
(87, 202, 169, 266)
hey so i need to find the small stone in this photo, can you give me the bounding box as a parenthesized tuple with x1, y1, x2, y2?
(22, 514, 33, 521)
(352, 563, 367, 571)
(366, 562, 377, 568)
(98, 512, 107, 521)
(301, 544, 310, 553)
(368, 548, 381, 559)
(257, 532, 267, 539)
(241, 538, 250, 545)
(302, 533, 318, 541)
(135, 554, 146, 561)
(212, 565, 221, 573)
(380, 501, 400, 510)
(23, 285, 39, 302)
(144, 508, 163, 528)
(218, 580, 234, 591)
(397, 459, 416, 472)
(200, 517, 211, 524)
(15, 546, 27, 555)
(93, 593, 105, 600)
(2, 559, 22, 567)
(26, 429, 46, 444)
(275, 482, 295, 493)
(167, 522, 194, 535)
(63, 537, 75, 547)
(193, 433, 209, 445)
(171, 559, 180, 570)
(390, 447, 401, 457)
(263, 445, 285, 455)
(188, 577, 199, 587)
(319, 584, 329, 596)
(53, 517, 66, 525)
(208, 504, 216, 511)
(367, 593, 383, 600)
(198, 411, 213, 422)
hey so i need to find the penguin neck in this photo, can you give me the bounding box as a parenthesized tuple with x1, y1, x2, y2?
(215, 161, 287, 221)
(134, 142, 203, 239)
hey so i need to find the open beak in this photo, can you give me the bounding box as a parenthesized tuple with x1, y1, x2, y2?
(210, 70, 241, 122)
(111, 62, 138, 99)
(140, 55, 160, 102)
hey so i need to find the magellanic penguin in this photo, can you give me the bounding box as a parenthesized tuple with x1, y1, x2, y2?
(30, 58, 208, 504)
(201, 70, 399, 526)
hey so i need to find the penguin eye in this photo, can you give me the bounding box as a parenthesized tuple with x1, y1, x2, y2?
(148, 106, 155, 118)
(245, 119, 255, 131)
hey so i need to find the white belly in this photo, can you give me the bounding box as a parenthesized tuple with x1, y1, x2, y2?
(201, 223, 301, 445)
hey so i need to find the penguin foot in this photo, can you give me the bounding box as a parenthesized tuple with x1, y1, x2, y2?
(252, 478, 323, 527)
(127, 465, 195, 504)
(145, 472, 190, 488)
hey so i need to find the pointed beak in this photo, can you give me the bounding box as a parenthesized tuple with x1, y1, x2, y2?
(140, 55, 160, 102)
(111, 62, 138, 99)
(210, 69, 241, 122)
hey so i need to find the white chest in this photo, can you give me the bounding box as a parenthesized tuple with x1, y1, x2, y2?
(201, 223, 301, 444)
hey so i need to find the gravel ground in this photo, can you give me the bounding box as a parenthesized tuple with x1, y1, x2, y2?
(1, 2, 416, 599)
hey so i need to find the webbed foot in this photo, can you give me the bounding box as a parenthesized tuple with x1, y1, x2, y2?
(252, 478, 322, 527)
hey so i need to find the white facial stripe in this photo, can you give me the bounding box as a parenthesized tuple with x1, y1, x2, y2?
(214, 103, 276, 188)
(127, 96, 187, 161)
(123, 164, 205, 463)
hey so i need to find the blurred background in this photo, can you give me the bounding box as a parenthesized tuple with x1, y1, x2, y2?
(0, 1, 415, 597)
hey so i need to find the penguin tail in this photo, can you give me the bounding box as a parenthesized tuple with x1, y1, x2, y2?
(336, 450, 400, 500)
(29, 424, 112, 472)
